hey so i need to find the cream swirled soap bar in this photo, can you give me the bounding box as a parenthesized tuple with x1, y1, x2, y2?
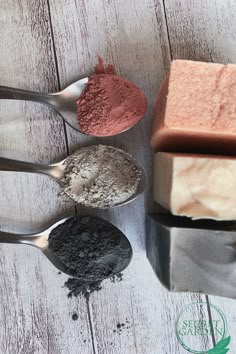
(154, 152, 236, 220)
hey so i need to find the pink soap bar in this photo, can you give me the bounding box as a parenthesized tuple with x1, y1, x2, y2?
(151, 60, 236, 154)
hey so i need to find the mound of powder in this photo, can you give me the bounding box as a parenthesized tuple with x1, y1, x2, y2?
(76, 57, 147, 136)
(94, 56, 115, 75)
(62, 145, 141, 208)
(48, 216, 122, 280)
(48, 216, 130, 299)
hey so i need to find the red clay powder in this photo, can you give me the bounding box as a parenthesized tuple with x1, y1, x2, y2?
(76, 57, 147, 136)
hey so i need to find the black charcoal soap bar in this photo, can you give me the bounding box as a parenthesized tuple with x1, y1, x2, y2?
(146, 213, 236, 299)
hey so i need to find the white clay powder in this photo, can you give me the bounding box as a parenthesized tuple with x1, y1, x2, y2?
(62, 145, 141, 208)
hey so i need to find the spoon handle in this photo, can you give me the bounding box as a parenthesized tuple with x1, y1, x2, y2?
(0, 231, 36, 245)
(0, 85, 55, 106)
(0, 157, 54, 177)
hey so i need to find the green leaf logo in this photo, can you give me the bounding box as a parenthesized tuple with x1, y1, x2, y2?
(208, 336, 231, 354)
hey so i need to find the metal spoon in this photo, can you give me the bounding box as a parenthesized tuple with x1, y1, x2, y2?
(0, 78, 88, 132)
(0, 216, 133, 279)
(0, 153, 146, 207)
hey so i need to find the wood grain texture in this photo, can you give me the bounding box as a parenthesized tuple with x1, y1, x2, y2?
(0, 1, 93, 353)
(48, 0, 211, 353)
(164, 0, 236, 350)
(164, 0, 236, 63)
(1, 0, 233, 353)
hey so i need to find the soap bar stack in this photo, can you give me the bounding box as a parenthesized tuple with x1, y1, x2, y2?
(151, 60, 236, 220)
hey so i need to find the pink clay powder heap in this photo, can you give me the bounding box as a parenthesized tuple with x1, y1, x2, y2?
(76, 57, 147, 136)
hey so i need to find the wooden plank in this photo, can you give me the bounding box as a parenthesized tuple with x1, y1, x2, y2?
(164, 0, 236, 64)
(0, 1, 94, 353)
(48, 0, 211, 352)
(164, 0, 236, 350)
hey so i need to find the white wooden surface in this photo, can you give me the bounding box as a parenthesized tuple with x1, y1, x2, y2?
(0, 0, 235, 353)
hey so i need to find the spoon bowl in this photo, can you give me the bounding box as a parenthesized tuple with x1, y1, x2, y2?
(0, 75, 147, 136)
(50, 78, 88, 131)
(0, 78, 88, 132)
(0, 216, 132, 280)
(0, 148, 146, 207)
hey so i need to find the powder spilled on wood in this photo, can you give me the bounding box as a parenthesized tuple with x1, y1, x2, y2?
(113, 319, 131, 335)
(65, 277, 103, 299)
(65, 273, 124, 300)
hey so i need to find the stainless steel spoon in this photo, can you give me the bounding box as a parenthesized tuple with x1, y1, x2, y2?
(0, 153, 146, 207)
(0, 78, 88, 132)
(0, 216, 133, 279)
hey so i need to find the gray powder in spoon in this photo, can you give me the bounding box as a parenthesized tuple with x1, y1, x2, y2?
(62, 145, 141, 208)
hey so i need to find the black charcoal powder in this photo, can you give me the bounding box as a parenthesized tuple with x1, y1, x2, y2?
(48, 216, 127, 298)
